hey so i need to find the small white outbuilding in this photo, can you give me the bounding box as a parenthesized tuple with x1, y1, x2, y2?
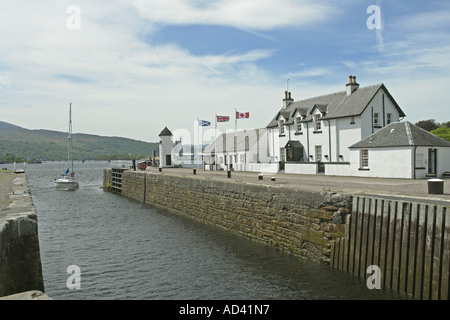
(349, 121, 450, 179)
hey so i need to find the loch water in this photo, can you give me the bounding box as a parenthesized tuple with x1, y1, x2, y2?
(17, 161, 409, 300)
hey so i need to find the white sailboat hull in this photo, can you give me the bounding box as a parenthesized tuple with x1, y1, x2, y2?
(54, 177, 79, 191)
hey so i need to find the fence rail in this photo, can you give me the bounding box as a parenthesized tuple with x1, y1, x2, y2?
(331, 196, 449, 300)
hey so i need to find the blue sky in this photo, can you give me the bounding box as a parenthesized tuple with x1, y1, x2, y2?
(1, 0, 449, 143)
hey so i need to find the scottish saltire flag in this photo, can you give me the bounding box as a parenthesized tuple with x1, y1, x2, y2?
(236, 111, 250, 119)
(199, 120, 211, 127)
(216, 115, 230, 122)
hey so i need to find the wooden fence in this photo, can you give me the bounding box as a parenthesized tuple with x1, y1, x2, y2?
(330, 196, 449, 300)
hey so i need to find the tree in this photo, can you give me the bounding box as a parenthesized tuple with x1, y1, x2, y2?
(431, 127, 450, 142)
(415, 119, 438, 132)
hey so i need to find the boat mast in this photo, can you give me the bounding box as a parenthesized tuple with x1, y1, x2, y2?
(68, 103, 73, 175)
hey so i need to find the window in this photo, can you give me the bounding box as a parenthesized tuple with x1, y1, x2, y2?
(416, 154, 424, 168)
(314, 114, 321, 131)
(315, 145, 322, 161)
(279, 119, 285, 135)
(296, 116, 302, 132)
(245, 136, 249, 151)
(280, 148, 286, 162)
(360, 149, 369, 168)
(387, 113, 392, 124)
(373, 113, 380, 126)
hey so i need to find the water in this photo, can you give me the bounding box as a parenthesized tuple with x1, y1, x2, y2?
(16, 161, 409, 300)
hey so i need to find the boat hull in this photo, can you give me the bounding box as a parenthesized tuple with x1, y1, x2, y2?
(54, 179, 79, 191)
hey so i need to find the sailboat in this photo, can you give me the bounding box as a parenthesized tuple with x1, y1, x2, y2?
(54, 103, 79, 190)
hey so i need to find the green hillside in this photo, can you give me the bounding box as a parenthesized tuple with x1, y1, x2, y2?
(0, 121, 159, 161)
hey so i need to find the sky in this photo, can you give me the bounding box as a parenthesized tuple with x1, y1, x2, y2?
(1, 0, 449, 144)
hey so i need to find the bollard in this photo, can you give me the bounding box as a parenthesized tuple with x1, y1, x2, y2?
(193, 168, 196, 175)
(258, 174, 263, 180)
(227, 170, 231, 178)
(428, 178, 444, 194)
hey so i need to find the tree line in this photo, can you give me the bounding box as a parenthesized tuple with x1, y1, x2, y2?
(415, 120, 450, 141)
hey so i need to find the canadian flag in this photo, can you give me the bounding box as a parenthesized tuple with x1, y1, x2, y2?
(236, 111, 250, 119)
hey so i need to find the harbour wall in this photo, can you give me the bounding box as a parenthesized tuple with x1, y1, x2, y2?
(104, 168, 353, 264)
(0, 174, 45, 297)
(103, 168, 450, 300)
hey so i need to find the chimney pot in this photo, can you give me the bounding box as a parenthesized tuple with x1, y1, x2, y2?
(348, 75, 353, 83)
(352, 76, 356, 84)
(288, 92, 291, 99)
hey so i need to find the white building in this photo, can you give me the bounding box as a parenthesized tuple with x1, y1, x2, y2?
(203, 75, 450, 178)
(349, 121, 450, 179)
(204, 128, 278, 173)
(265, 75, 407, 176)
(159, 127, 174, 168)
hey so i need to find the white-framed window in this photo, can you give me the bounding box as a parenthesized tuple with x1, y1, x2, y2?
(373, 113, 380, 126)
(360, 149, 369, 168)
(387, 113, 392, 124)
(296, 116, 302, 132)
(279, 118, 285, 135)
(315, 145, 322, 161)
(280, 148, 286, 162)
(314, 114, 322, 131)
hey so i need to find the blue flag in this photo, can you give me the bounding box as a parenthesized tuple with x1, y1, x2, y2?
(199, 120, 211, 127)
(65, 168, 69, 174)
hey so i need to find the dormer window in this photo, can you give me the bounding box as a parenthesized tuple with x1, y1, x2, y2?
(314, 114, 322, 131)
(296, 116, 302, 132)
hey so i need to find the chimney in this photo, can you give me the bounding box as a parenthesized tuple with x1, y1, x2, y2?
(346, 75, 360, 95)
(283, 91, 293, 108)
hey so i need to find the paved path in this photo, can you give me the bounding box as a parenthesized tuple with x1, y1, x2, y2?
(0, 171, 16, 211)
(143, 166, 450, 204)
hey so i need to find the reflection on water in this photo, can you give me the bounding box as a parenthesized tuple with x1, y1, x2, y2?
(10, 161, 410, 300)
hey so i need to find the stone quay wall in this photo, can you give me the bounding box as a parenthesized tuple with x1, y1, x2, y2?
(0, 174, 45, 297)
(105, 169, 351, 264)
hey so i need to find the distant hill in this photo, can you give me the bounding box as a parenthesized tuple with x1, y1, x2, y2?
(0, 121, 159, 161)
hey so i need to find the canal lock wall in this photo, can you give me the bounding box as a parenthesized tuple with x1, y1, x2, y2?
(0, 174, 46, 298)
(104, 168, 352, 265)
(104, 168, 450, 300)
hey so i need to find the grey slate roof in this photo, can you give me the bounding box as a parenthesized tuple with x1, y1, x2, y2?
(266, 84, 406, 128)
(349, 121, 450, 148)
(158, 127, 173, 137)
(204, 128, 267, 154)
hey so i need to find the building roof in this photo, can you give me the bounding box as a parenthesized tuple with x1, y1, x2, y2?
(266, 84, 406, 128)
(204, 128, 268, 154)
(158, 127, 173, 137)
(349, 121, 450, 149)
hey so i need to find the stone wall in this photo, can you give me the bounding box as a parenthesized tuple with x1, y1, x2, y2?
(108, 169, 352, 264)
(0, 175, 44, 297)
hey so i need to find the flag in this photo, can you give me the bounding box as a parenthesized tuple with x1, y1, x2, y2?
(216, 115, 230, 122)
(236, 111, 250, 119)
(198, 120, 211, 127)
(65, 168, 69, 174)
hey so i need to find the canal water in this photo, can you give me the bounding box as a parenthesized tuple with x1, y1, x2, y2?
(20, 161, 409, 300)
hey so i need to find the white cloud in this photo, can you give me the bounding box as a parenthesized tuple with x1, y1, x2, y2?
(0, 0, 283, 141)
(128, 0, 334, 30)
